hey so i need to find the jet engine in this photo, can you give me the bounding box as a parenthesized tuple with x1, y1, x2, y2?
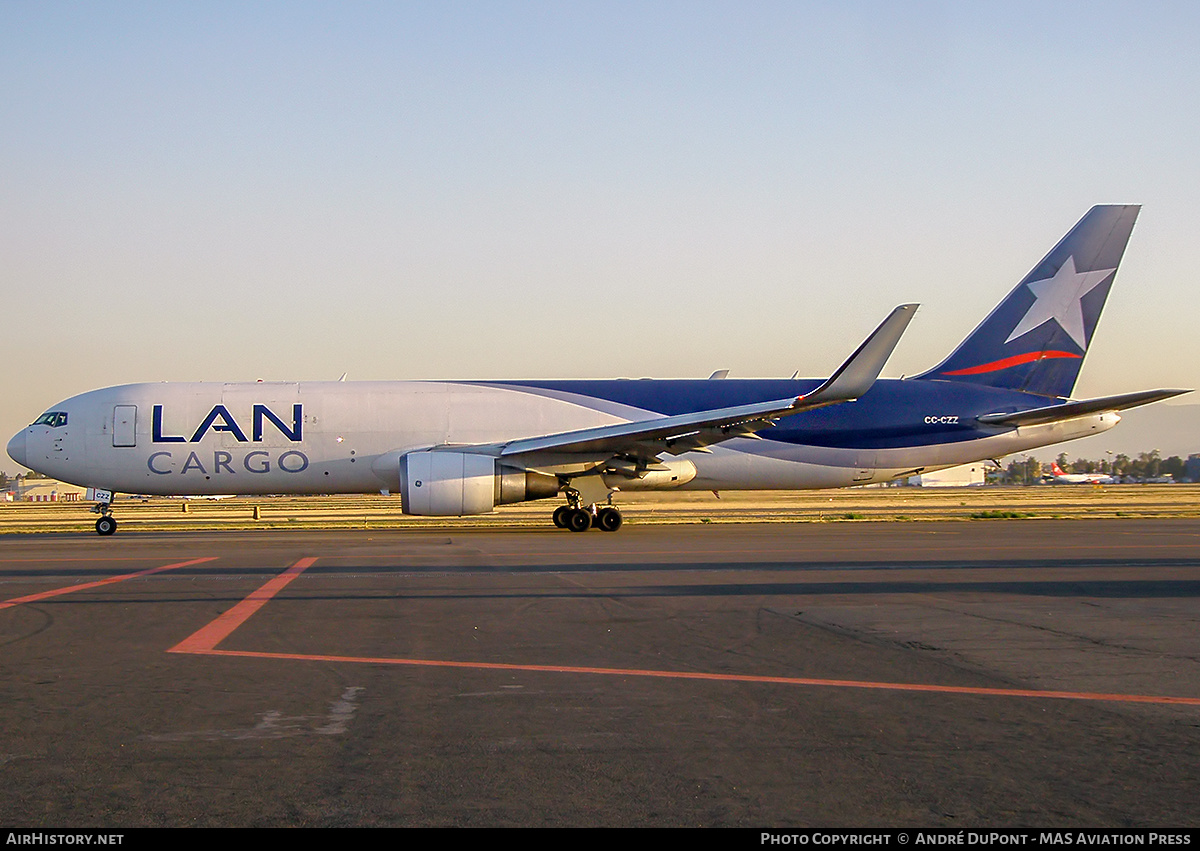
(398, 450, 558, 515)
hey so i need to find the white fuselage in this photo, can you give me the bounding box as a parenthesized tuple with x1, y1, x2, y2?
(10, 380, 1118, 503)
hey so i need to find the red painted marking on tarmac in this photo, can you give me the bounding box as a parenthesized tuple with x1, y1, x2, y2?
(0, 557, 218, 610)
(165, 557, 1200, 707)
(174, 647, 1200, 707)
(169, 557, 318, 653)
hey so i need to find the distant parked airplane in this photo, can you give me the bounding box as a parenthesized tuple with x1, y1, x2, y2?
(1045, 462, 1117, 485)
(7, 205, 1187, 534)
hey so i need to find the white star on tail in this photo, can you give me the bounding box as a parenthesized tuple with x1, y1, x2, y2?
(1004, 255, 1115, 349)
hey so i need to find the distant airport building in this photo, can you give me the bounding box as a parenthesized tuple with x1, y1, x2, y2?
(908, 463, 988, 487)
(2, 476, 85, 502)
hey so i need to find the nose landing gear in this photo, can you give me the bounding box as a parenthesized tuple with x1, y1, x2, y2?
(88, 488, 117, 536)
(91, 502, 117, 536)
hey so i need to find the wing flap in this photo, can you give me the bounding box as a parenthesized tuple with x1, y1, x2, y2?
(498, 396, 798, 459)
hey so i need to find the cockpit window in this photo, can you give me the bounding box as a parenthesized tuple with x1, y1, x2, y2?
(33, 411, 68, 428)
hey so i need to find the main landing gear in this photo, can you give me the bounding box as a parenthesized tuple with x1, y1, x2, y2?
(552, 499, 623, 533)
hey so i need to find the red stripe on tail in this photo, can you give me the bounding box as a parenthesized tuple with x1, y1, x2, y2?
(941, 350, 1080, 376)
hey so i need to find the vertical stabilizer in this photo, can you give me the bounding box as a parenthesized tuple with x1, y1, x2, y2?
(916, 205, 1140, 398)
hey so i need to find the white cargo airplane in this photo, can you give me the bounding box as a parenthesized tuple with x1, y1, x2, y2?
(7, 206, 1187, 535)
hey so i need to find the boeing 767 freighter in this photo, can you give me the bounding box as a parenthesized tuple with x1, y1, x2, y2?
(7, 205, 1187, 534)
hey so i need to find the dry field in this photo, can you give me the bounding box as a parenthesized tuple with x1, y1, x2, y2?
(2, 484, 1197, 534)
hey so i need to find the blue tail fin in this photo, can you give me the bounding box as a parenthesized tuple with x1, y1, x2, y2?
(916, 205, 1140, 398)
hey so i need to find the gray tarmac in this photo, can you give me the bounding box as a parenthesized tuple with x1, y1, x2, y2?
(2, 519, 1199, 827)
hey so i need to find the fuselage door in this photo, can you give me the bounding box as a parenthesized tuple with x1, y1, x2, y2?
(852, 449, 876, 483)
(113, 405, 137, 447)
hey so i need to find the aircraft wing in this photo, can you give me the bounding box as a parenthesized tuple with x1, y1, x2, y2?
(470, 304, 917, 467)
(977, 388, 1191, 428)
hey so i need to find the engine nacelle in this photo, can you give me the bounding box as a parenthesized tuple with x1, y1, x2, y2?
(398, 451, 558, 516)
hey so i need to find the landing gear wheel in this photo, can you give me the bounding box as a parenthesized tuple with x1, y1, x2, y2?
(95, 516, 117, 536)
(566, 508, 592, 533)
(553, 505, 572, 529)
(595, 506, 623, 532)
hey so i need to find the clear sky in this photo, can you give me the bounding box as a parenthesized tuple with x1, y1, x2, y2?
(3, 2, 1199, 467)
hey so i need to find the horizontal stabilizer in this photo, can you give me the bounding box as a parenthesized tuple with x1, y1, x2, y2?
(978, 388, 1190, 428)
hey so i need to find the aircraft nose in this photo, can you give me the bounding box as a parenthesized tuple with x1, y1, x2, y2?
(6, 430, 27, 467)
